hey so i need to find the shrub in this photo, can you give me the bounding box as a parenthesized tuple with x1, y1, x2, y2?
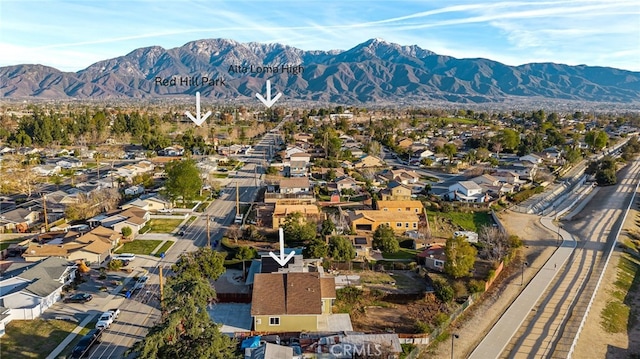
(509, 235, 523, 248)
(433, 312, 450, 327)
(468, 279, 486, 293)
(486, 269, 496, 282)
(414, 320, 431, 334)
(433, 278, 454, 303)
(452, 280, 467, 297)
(108, 259, 123, 271)
(394, 262, 407, 270)
(121, 226, 133, 238)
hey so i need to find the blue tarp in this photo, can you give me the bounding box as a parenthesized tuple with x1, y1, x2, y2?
(241, 336, 261, 349)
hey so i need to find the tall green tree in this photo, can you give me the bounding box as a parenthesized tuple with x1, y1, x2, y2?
(303, 238, 329, 258)
(130, 248, 235, 359)
(165, 159, 202, 207)
(321, 218, 336, 236)
(281, 212, 317, 243)
(372, 224, 400, 253)
(500, 128, 520, 151)
(328, 236, 356, 261)
(444, 235, 477, 278)
(442, 143, 458, 163)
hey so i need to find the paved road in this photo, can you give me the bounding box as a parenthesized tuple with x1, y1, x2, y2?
(86, 123, 284, 358)
(469, 157, 640, 359)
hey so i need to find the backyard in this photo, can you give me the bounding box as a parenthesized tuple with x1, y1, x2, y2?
(426, 210, 492, 233)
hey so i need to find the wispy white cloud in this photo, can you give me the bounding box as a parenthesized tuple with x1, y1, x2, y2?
(0, 0, 638, 71)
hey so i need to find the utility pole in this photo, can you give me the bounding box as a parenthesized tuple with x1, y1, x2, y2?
(42, 194, 48, 231)
(159, 265, 164, 308)
(207, 214, 211, 247)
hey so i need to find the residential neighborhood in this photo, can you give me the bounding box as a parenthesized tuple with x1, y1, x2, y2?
(1, 102, 639, 358)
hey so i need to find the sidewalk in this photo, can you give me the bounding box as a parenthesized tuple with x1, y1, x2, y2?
(468, 216, 576, 359)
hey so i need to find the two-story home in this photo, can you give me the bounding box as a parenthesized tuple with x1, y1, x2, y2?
(251, 272, 336, 332)
(333, 175, 359, 192)
(375, 200, 424, 214)
(448, 181, 485, 202)
(353, 155, 385, 169)
(271, 204, 320, 229)
(378, 181, 412, 201)
(349, 210, 420, 233)
(377, 168, 420, 185)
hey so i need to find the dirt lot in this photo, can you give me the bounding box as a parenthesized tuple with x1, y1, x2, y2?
(425, 210, 557, 358)
(572, 184, 640, 358)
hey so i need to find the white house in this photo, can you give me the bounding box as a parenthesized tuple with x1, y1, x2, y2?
(519, 154, 543, 165)
(0, 257, 77, 336)
(124, 185, 145, 196)
(448, 181, 485, 202)
(471, 174, 500, 187)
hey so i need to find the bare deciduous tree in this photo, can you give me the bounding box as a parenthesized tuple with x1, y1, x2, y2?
(478, 225, 509, 261)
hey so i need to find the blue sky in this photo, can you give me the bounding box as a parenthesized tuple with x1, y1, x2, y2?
(1, 0, 638, 72)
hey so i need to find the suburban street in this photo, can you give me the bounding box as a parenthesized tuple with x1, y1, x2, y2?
(84, 124, 283, 358)
(469, 157, 640, 359)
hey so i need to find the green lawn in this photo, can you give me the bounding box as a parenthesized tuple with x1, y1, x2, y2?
(115, 240, 163, 255)
(3, 319, 78, 358)
(154, 241, 175, 257)
(213, 173, 229, 178)
(142, 219, 183, 233)
(427, 210, 492, 232)
(442, 117, 478, 125)
(382, 248, 419, 260)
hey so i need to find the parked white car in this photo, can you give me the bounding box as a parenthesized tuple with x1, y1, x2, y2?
(95, 312, 115, 329)
(113, 253, 136, 262)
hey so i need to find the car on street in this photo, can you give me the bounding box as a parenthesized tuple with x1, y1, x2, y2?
(70, 328, 103, 358)
(95, 308, 120, 329)
(64, 293, 93, 303)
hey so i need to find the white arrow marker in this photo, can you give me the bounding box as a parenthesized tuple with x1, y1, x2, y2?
(185, 91, 211, 126)
(255, 80, 282, 108)
(269, 228, 295, 267)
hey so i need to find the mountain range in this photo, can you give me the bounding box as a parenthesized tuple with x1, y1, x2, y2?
(1, 38, 639, 104)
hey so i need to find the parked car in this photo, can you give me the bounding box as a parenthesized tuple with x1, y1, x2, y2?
(133, 276, 149, 290)
(64, 293, 93, 303)
(112, 253, 136, 261)
(95, 308, 120, 329)
(70, 328, 102, 358)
